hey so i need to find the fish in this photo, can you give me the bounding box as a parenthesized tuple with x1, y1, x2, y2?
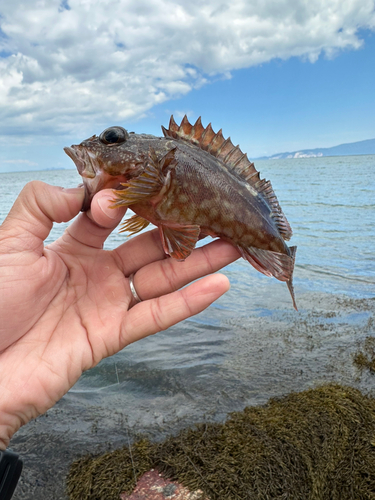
(64, 116, 297, 309)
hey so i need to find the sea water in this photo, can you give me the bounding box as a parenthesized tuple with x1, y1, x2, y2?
(1, 155, 374, 499)
(1, 155, 373, 296)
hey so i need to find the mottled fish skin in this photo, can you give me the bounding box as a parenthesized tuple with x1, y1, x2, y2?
(64, 116, 297, 309)
(64, 128, 175, 210)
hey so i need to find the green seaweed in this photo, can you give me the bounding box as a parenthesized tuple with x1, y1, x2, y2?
(66, 384, 375, 500)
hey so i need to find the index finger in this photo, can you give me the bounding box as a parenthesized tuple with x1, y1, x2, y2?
(125, 239, 240, 301)
(65, 190, 127, 249)
(0, 181, 84, 254)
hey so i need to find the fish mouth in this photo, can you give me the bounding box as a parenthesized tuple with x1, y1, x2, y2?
(64, 145, 99, 211)
(64, 146, 96, 179)
(64, 144, 144, 212)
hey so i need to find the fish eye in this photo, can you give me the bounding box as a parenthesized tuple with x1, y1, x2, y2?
(99, 126, 129, 145)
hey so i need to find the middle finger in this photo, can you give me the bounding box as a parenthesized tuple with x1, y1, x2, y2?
(129, 239, 240, 301)
(113, 228, 166, 275)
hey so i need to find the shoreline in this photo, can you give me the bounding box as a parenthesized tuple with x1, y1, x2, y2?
(10, 291, 375, 499)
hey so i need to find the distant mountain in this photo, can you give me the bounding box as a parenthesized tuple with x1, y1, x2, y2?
(256, 137, 375, 160)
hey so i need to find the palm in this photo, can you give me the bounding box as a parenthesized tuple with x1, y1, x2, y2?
(0, 182, 239, 448)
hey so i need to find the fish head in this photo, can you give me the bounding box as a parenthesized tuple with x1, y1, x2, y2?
(64, 126, 145, 211)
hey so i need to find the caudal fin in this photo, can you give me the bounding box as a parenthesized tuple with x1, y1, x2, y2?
(238, 244, 298, 310)
(287, 246, 297, 311)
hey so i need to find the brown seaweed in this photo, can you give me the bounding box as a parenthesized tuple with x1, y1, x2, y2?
(354, 336, 375, 373)
(66, 384, 375, 500)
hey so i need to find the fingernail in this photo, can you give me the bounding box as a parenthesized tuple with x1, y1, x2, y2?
(97, 194, 122, 219)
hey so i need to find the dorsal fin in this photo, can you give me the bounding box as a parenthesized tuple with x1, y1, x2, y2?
(162, 115, 293, 240)
(254, 178, 293, 240)
(190, 116, 205, 142)
(162, 115, 260, 184)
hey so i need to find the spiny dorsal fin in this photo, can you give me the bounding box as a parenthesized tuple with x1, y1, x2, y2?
(163, 115, 258, 183)
(190, 116, 205, 142)
(169, 115, 179, 133)
(162, 115, 293, 241)
(180, 115, 193, 136)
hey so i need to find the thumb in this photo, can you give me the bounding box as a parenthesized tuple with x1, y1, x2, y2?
(0, 181, 85, 253)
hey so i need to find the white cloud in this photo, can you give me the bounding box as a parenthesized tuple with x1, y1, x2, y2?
(0, 0, 374, 136)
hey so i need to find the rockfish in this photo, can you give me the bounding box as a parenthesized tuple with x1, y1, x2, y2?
(64, 116, 297, 309)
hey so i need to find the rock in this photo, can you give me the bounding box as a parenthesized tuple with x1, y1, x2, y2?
(120, 469, 207, 500)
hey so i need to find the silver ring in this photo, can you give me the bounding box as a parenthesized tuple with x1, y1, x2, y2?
(129, 273, 142, 303)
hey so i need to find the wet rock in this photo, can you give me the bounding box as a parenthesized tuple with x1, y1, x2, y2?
(120, 469, 206, 499)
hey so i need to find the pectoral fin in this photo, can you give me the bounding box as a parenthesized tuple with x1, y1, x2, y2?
(112, 148, 173, 207)
(159, 224, 200, 260)
(112, 164, 164, 206)
(120, 214, 150, 235)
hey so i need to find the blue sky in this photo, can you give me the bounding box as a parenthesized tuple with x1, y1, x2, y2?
(138, 30, 375, 159)
(0, 0, 374, 172)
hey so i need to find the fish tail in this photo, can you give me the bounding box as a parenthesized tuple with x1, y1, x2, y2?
(287, 246, 298, 311)
(238, 244, 298, 310)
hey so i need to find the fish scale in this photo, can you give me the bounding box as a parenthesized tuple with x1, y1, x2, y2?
(64, 116, 297, 309)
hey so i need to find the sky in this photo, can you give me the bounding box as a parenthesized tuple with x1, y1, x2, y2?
(0, 0, 374, 172)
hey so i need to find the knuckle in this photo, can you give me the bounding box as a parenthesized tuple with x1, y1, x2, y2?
(160, 260, 180, 292)
(201, 243, 215, 273)
(150, 298, 167, 331)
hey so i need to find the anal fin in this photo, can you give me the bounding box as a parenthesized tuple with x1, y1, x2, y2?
(120, 214, 150, 235)
(159, 224, 200, 260)
(238, 245, 298, 310)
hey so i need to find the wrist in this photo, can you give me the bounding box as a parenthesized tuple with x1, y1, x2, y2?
(0, 379, 27, 450)
(0, 409, 20, 450)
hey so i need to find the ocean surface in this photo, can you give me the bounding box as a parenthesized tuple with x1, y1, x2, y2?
(1, 155, 374, 499)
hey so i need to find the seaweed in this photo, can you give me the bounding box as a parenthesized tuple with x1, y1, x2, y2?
(66, 384, 375, 500)
(354, 337, 375, 373)
(67, 439, 153, 500)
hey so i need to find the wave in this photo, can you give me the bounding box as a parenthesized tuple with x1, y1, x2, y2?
(297, 264, 375, 284)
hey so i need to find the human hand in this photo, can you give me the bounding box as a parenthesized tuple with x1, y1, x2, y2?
(0, 181, 239, 448)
